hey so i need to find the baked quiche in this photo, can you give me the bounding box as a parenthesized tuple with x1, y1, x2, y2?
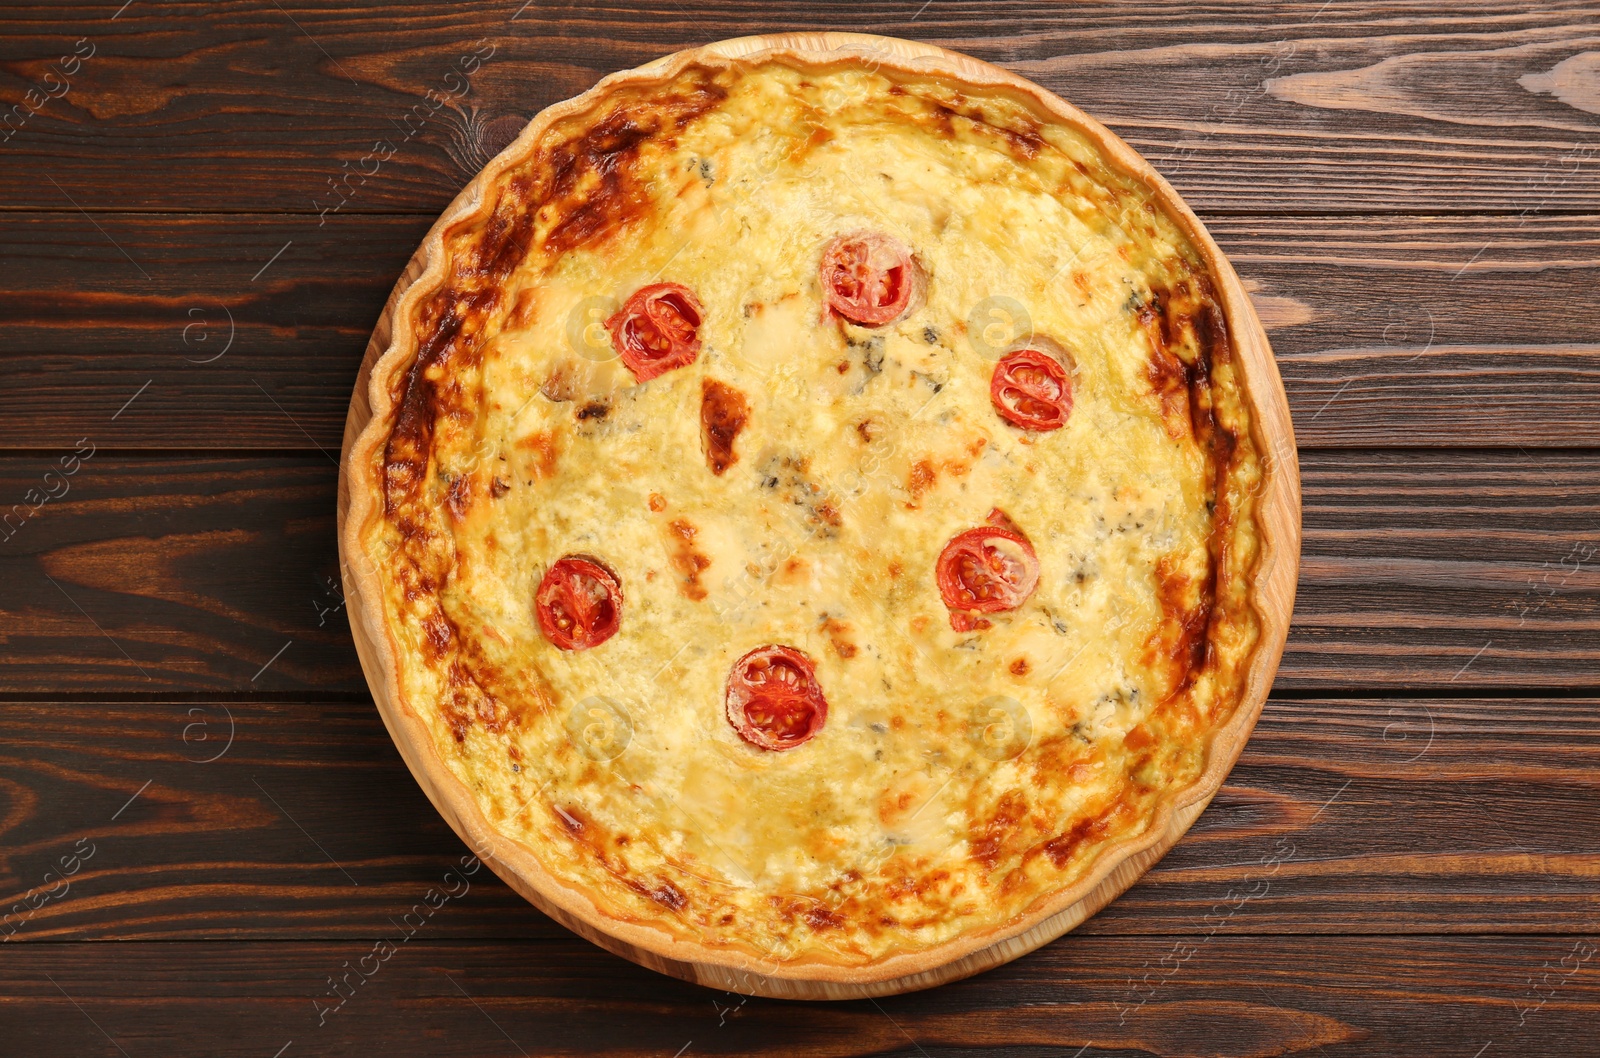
(342, 34, 1296, 991)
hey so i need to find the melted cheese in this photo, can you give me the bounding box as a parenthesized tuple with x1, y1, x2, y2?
(364, 61, 1262, 966)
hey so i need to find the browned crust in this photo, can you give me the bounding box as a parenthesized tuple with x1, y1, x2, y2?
(338, 32, 1301, 999)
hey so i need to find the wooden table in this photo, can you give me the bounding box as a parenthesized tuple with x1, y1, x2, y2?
(2, 3, 1596, 1055)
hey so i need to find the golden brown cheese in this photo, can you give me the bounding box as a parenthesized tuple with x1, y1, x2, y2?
(362, 60, 1262, 966)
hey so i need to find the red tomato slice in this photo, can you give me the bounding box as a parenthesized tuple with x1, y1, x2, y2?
(725, 645, 828, 751)
(535, 555, 622, 651)
(606, 282, 704, 382)
(820, 231, 915, 326)
(991, 345, 1073, 431)
(936, 525, 1040, 625)
(984, 506, 1024, 536)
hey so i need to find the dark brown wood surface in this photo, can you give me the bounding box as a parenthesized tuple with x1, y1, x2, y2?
(1, 1, 1596, 1054)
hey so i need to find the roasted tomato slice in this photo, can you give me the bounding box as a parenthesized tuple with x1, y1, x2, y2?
(606, 282, 704, 382)
(820, 231, 916, 326)
(535, 555, 622, 651)
(936, 521, 1040, 627)
(991, 345, 1073, 431)
(725, 645, 828, 751)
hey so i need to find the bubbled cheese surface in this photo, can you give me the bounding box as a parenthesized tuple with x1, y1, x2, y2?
(366, 61, 1261, 966)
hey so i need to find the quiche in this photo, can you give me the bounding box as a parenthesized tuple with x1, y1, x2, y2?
(340, 33, 1299, 996)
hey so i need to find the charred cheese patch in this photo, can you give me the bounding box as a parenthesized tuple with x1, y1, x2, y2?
(363, 61, 1262, 965)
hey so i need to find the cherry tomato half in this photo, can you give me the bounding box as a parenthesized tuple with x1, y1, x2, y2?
(606, 282, 704, 382)
(936, 524, 1040, 625)
(820, 231, 916, 326)
(535, 554, 622, 651)
(725, 645, 828, 751)
(991, 345, 1073, 431)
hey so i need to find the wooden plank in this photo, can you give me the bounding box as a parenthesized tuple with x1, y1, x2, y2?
(0, 213, 428, 451)
(1, 213, 1598, 449)
(0, 697, 1593, 941)
(0, 455, 362, 692)
(1222, 214, 1600, 447)
(1, 936, 1596, 1057)
(1, 3, 1598, 214)
(1286, 449, 1600, 690)
(0, 452, 1594, 692)
(0, 697, 555, 943)
(1092, 696, 1600, 935)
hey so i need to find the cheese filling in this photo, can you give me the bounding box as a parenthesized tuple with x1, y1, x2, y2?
(365, 60, 1262, 965)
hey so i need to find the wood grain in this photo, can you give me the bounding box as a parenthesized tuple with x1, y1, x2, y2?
(0, 212, 427, 452)
(0, 696, 553, 943)
(4, 212, 1597, 448)
(1, 936, 1595, 1057)
(1287, 449, 1600, 690)
(1220, 214, 1600, 447)
(2, 3, 1598, 214)
(2, 451, 1592, 692)
(0, 455, 360, 693)
(0, 697, 1593, 942)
